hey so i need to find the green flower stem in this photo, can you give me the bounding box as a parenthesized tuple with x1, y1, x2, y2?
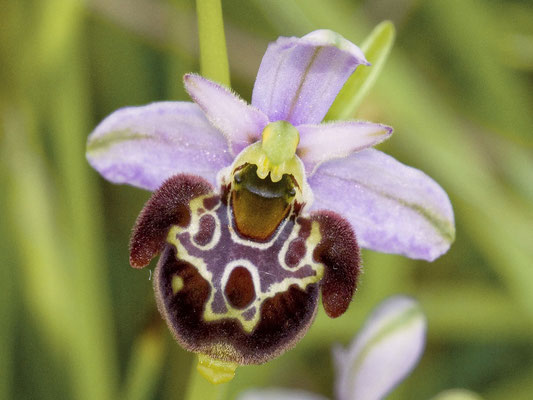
(185, 362, 228, 400)
(195, 0, 231, 86)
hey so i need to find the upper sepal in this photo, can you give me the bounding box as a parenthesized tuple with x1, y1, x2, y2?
(252, 30, 369, 126)
(129, 174, 213, 268)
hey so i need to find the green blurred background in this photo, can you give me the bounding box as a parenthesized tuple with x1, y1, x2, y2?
(1, 0, 533, 399)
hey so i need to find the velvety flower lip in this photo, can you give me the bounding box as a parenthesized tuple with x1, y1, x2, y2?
(87, 29, 454, 261)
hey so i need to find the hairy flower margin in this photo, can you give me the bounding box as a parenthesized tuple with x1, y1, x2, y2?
(239, 297, 482, 400)
(86, 29, 454, 379)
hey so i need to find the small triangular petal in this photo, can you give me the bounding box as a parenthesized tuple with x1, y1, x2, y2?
(86, 102, 233, 191)
(308, 149, 455, 261)
(334, 296, 426, 400)
(297, 121, 392, 175)
(252, 30, 369, 126)
(184, 74, 269, 155)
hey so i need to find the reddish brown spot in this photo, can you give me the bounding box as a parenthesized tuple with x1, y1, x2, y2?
(296, 217, 312, 239)
(312, 210, 361, 318)
(224, 267, 255, 309)
(129, 174, 213, 268)
(256, 284, 317, 347)
(193, 215, 216, 246)
(203, 195, 220, 210)
(285, 238, 306, 268)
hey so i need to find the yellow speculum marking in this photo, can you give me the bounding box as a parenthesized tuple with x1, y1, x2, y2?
(171, 275, 184, 294)
(165, 195, 324, 334)
(197, 354, 238, 384)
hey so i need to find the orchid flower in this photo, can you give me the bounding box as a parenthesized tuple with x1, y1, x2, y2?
(86, 30, 454, 380)
(239, 297, 480, 400)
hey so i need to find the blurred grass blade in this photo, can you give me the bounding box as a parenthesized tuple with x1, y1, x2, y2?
(0, 134, 15, 400)
(124, 326, 166, 400)
(431, 389, 483, 400)
(48, 37, 119, 400)
(496, 3, 533, 70)
(29, 0, 119, 398)
(2, 106, 72, 354)
(250, 0, 314, 35)
(327, 21, 395, 120)
(486, 364, 533, 400)
(426, 0, 533, 142)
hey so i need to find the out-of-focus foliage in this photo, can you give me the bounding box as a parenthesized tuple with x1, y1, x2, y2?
(1, 0, 532, 399)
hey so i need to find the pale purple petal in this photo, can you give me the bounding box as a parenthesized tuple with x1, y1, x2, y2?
(238, 389, 328, 400)
(86, 101, 233, 191)
(297, 121, 392, 175)
(308, 149, 455, 261)
(252, 30, 369, 126)
(334, 296, 426, 400)
(184, 74, 269, 155)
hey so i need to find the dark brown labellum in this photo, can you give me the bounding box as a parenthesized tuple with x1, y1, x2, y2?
(130, 173, 360, 364)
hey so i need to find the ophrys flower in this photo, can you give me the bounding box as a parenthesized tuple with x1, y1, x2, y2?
(87, 30, 454, 380)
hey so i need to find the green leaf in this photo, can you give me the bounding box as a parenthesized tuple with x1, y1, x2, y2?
(326, 21, 395, 120)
